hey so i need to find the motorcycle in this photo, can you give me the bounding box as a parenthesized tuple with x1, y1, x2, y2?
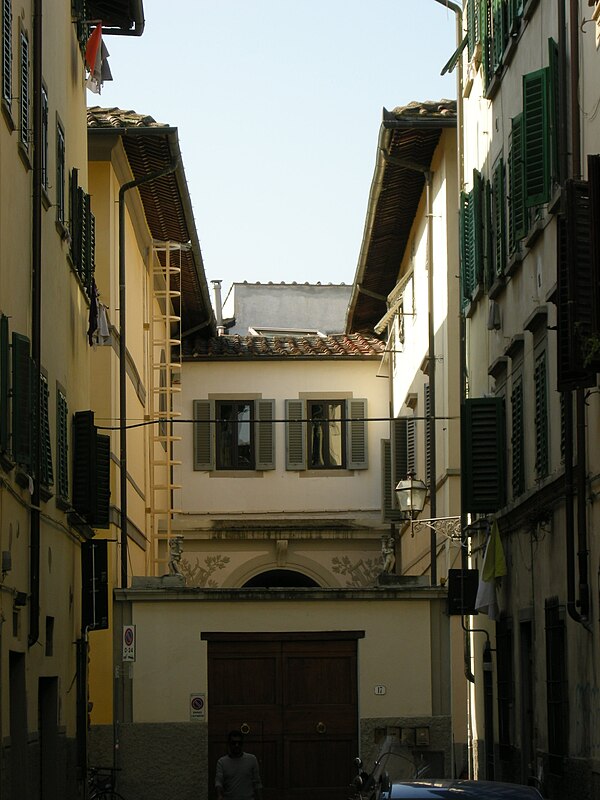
(350, 736, 428, 800)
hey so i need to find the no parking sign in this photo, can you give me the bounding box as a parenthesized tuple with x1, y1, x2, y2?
(190, 693, 206, 720)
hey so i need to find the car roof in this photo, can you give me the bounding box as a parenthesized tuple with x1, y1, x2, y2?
(388, 780, 543, 800)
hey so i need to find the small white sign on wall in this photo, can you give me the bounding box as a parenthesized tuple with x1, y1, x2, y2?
(190, 693, 206, 720)
(374, 685, 387, 695)
(122, 625, 136, 662)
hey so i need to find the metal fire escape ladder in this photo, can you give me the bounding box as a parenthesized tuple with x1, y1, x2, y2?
(147, 241, 183, 576)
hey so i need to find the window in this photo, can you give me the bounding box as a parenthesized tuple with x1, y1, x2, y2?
(286, 398, 368, 472)
(41, 85, 48, 189)
(459, 170, 484, 307)
(193, 399, 275, 472)
(491, 157, 506, 277)
(11, 331, 32, 468)
(508, 114, 525, 254)
(56, 386, 69, 502)
(307, 400, 345, 469)
(19, 29, 28, 148)
(56, 123, 65, 223)
(216, 400, 254, 470)
(2, 0, 12, 108)
(39, 372, 53, 489)
(534, 349, 548, 479)
(69, 168, 95, 294)
(461, 397, 506, 514)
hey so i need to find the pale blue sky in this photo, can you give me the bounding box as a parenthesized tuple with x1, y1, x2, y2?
(95, 1, 458, 296)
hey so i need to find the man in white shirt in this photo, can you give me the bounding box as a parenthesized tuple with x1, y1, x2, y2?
(215, 731, 263, 800)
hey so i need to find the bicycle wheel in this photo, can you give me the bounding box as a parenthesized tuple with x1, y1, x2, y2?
(99, 792, 126, 800)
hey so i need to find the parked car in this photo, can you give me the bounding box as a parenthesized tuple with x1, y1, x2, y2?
(351, 738, 544, 800)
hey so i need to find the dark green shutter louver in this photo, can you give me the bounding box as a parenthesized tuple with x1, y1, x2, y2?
(508, 0, 522, 34)
(425, 384, 432, 487)
(492, 158, 506, 276)
(483, 177, 494, 288)
(56, 388, 69, 501)
(285, 399, 306, 470)
(12, 332, 32, 468)
(2, 0, 12, 106)
(523, 68, 551, 207)
(556, 179, 599, 390)
(590, 155, 600, 349)
(473, 169, 485, 286)
(534, 350, 549, 479)
(19, 32, 29, 148)
(460, 190, 476, 307)
(511, 378, 524, 497)
(548, 38, 560, 186)
(40, 374, 53, 488)
(482, 0, 493, 90)
(72, 410, 110, 526)
(0, 315, 9, 452)
(193, 399, 214, 470)
(491, 0, 506, 73)
(347, 398, 368, 469)
(382, 439, 404, 522)
(393, 417, 408, 480)
(467, 0, 479, 60)
(70, 168, 80, 266)
(461, 397, 506, 513)
(509, 113, 525, 252)
(94, 433, 110, 527)
(255, 399, 275, 470)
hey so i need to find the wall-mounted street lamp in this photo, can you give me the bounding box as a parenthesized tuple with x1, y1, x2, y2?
(395, 473, 462, 573)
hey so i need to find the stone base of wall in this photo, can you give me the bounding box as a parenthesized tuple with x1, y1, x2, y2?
(90, 722, 208, 800)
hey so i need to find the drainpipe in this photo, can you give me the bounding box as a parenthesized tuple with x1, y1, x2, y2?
(118, 158, 179, 588)
(28, 0, 43, 648)
(425, 172, 438, 587)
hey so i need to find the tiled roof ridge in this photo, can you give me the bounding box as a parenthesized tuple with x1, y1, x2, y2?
(387, 99, 457, 117)
(187, 332, 385, 359)
(87, 106, 170, 129)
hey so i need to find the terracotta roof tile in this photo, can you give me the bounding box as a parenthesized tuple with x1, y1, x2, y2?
(87, 107, 169, 129)
(184, 333, 385, 360)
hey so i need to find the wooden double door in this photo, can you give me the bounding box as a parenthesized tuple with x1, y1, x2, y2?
(206, 633, 361, 800)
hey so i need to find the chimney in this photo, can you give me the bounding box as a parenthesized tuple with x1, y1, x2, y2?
(211, 280, 226, 336)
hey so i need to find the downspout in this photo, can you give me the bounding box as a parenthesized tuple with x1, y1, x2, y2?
(118, 158, 179, 588)
(425, 171, 438, 587)
(565, 0, 590, 624)
(29, 0, 43, 648)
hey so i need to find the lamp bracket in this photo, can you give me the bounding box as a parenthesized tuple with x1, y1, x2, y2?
(411, 516, 462, 540)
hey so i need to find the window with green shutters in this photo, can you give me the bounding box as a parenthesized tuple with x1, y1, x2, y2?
(72, 410, 110, 527)
(508, 113, 525, 253)
(460, 171, 485, 307)
(492, 157, 507, 277)
(491, 0, 507, 73)
(56, 387, 69, 502)
(482, 0, 493, 90)
(511, 377, 524, 497)
(507, 0, 523, 34)
(467, 0, 482, 60)
(523, 68, 551, 207)
(39, 373, 53, 489)
(0, 315, 8, 454)
(424, 384, 432, 487)
(534, 349, 549, 479)
(69, 168, 95, 296)
(11, 332, 32, 468)
(461, 397, 507, 514)
(2, 0, 12, 108)
(19, 30, 28, 149)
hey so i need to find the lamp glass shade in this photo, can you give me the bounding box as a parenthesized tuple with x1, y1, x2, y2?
(395, 477, 427, 515)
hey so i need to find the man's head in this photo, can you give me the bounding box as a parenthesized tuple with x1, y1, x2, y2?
(227, 730, 244, 758)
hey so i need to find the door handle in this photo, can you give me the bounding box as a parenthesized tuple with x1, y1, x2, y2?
(316, 722, 326, 734)
(240, 722, 251, 735)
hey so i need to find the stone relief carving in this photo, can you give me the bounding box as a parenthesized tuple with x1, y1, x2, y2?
(331, 555, 380, 587)
(179, 554, 231, 587)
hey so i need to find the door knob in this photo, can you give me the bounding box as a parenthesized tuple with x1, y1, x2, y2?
(240, 722, 251, 735)
(316, 722, 326, 734)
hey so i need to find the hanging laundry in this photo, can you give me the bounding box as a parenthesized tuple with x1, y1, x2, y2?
(474, 520, 507, 619)
(87, 278, 99, 345)
(85, 24, 113, 94)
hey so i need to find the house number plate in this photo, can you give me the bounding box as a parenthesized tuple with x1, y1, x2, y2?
(374, 685, 386, 695)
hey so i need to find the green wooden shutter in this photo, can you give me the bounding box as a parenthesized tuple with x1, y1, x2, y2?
(72, 410, 96, 519)
(473, 169, 485, 286)
(393, 417, 408, 481)
(534, 350, 549, 479)
(40, 373, 53, 488)
(407, 417, 416, 474)
(523, 68, 551, 207)
(590, 155, 600, 340)
(56, 388, 69, 501)
(511, 378, 524, 497)
(461, 397, 506, 513)
(425, 384, 432, 487)
(460, 191, 475, 307)
(0, 314, 9, 452)
(93, 433, 110, 527)
(482, 0, 493, 90)
(382, 439, 404, 522)
(70, 168, 80, 266)
(492, 158, 506, 276)
(346, 398, 368, 470)
(483, 176, 494, 288)
(508, 0, 521, 34)
(285, 399, 306, 470)
(548, 38, 559, 186)
(193, 399, 214, 470)
(467, 0, 476, 59)
(12, 332, 32, 468)
(557, 179, 599, 390)
(509, 113, 525, 252)
(491, 0, 505, 72)
(255, 399, 275, 470)
(2, 0, 12, 106)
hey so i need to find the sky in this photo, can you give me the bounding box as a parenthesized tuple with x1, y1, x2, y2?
(94, 0, 459, 298)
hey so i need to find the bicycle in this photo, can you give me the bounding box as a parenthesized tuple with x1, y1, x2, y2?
(87, 765, 126, 800)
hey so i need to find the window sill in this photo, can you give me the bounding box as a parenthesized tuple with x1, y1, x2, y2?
(462, 282, 484, 319)
(489, 275, 506, 300)
(523, 214, 547, 249)
(42, 186, 51, 210)
(0, 451, 14, 473)
(56, 496, 71, 512)
(56, 219, 70, 244)
(505, 248, 524, 278)
(300, 469, 352, 478)
(40, 485, 54, 503)
(209, 470, 264, 478)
